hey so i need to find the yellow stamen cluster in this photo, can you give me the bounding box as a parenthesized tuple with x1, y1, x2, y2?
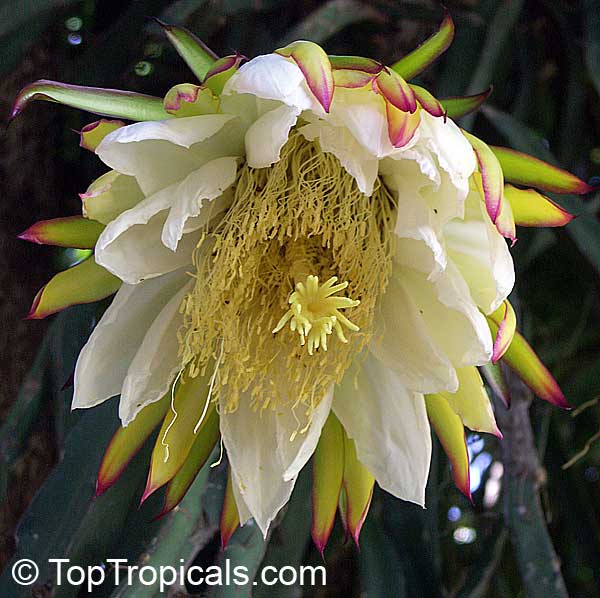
(178, 131, 394, 416)
(273, 275, 360, 355)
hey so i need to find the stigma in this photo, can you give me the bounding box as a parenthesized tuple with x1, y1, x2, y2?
(273, 275, 360, 355)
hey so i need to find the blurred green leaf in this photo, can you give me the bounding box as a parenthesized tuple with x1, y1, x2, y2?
(584, 0, 600, 97)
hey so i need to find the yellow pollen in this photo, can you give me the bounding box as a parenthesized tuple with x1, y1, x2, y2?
(272, 275, 360, 355)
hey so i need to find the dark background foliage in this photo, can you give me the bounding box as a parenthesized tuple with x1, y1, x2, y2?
(0, 1, 599, 596)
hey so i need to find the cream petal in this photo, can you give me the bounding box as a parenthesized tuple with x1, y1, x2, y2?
(95, 187, 199, 284)
(397, 263, 493, 367)
(245, 104, 300, 168)
(445, 192, 514, 313)
(72, 268, 191, 410)
(418, 111, 476, 199)
(96, 115, 235, 195)
(220, 385, 333, 536)
(161, 156, 239, 251)
(370, 270, 458, 394)
(333, 354, 431, 506)
(223, 53, 318, 112)
(299, 121, 378, 195)
(119, 279, 194, 425)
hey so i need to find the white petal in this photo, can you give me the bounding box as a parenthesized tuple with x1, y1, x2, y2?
(95, 186, 199, 284)
(161, 156, 239, 251)
(299, 121, 378, 195)
(418, 111, 476, 199)
(220, 386, 333, 536)
(327, 87, 394, 158)
(445, 192, 514, 313)
(333, 355, 431, 506)
(396, 263, 493, 367)
(370, 270, 458, 394)
(223, 53, 318, 112)
(72, 268, 191, 410)
(96, 115, 236, 195)
(119, 279, 194, 425)
(245, 104, 299, 168)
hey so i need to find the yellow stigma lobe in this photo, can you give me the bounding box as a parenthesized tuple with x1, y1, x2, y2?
(273, 275, 360, 355)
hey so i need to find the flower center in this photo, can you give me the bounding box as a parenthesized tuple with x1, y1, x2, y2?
(273, 275, 360, 355)
(179, 131, 394, 415)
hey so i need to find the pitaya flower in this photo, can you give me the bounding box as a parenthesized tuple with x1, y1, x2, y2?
(15, 12, 592, 552)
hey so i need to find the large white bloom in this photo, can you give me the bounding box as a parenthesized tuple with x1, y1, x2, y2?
(72, 49, 514, 536)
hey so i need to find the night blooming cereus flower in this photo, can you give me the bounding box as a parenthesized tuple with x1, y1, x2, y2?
(15, 13, 592, 551)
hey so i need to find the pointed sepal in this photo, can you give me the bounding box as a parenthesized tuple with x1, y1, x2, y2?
(339, 431, 374, 547)
(79, 119, 124, 151)
(203, 54, 247, 96)
(425, 394, 471, 500)
(159, 406, 219, 517)
(312, 412, 344, 556)
(276, 41, 335, 112)
(479, 362, 511, 408)
(11, 80, 170, 122)
(375, 68, 417, 113)
(504, 184, 574, 227)
(440, 367, 501, 438)
(490, 146, 594, 195)
(410, 84, 445, 118)
(495, 191, 517, 244)
(163, 83, 219, 117)
(27, 256, 120, 319)
(502, 330, 569, 408)
(464, 131, 504, 223)
(440, 87, 492, 119)
(19, 216, 104, 249)
(329, 55, 383, 74)
(142, 369, 214, 503)
(155, 19, 218, 81)
(220, 468, 241, 550)
(386, 103, 420, 147)
(96, 396, 169, 496)
(486, 300, 517, 363)
(391, 10, 455, 80)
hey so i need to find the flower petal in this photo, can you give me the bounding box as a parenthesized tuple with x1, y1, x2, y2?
(333, 355, 431, 506)
(221, 386, 333, 536)
(370, 269, 458, 394)
(96, 114, 236, 195)
(444, 187, 514, 314)
(244, 104, 300, 168)
(224, 53, 319, 113)
(119, 279, 194, 425)
(95, 185, 199, 284)
(72, 267, 190, 410)
(395, 263, 493, 367)
(162, 156, 238, 250)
